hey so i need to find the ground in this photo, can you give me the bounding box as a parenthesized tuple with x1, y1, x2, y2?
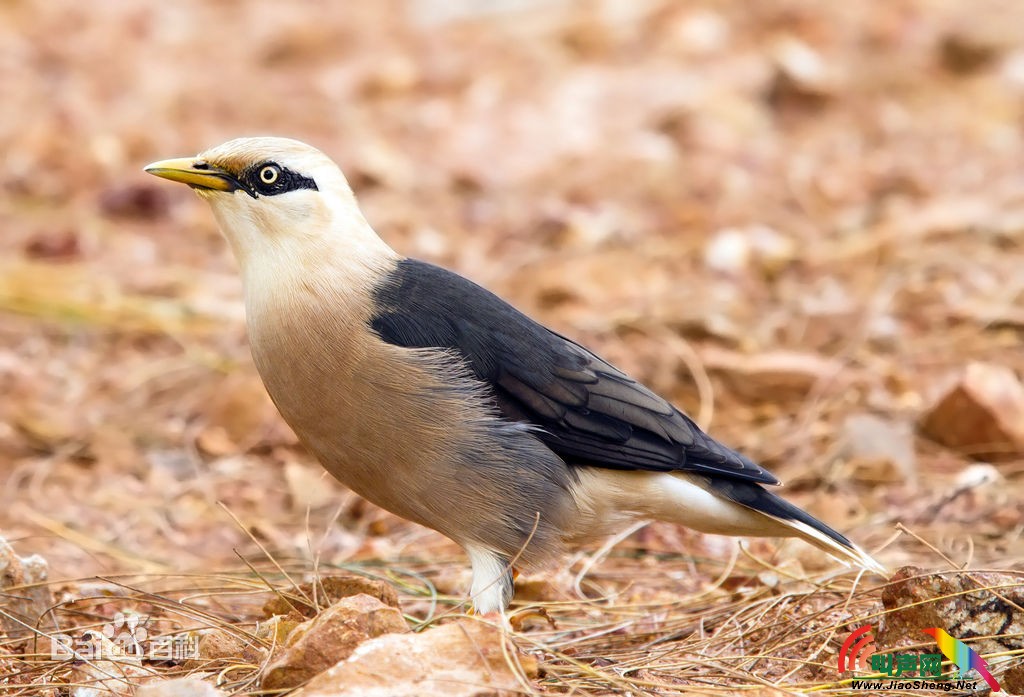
(1, 1, 1023, 694)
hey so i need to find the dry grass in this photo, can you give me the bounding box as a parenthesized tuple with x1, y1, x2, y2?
(3, 541, 1021, 694)
(2, 0, 1024, 693)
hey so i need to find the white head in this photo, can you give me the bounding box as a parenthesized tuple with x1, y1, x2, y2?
(145, 137, 396, 277)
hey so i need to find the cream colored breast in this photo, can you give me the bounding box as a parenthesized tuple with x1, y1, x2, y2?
(241, 261, 484, 535)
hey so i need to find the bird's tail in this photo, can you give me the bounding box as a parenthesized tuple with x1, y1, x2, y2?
(707, 478, 887, 575)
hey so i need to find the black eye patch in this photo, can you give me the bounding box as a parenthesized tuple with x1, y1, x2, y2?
(238, 161, 319, 198)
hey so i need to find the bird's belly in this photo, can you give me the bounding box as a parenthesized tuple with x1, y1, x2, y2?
(256, 358, 445, 525)
(248, 324, 566, 557)
(247, 320, 439, 515)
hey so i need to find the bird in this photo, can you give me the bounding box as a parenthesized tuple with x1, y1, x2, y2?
(921, 628, 1000, 692)
(145, 137, 884, 614)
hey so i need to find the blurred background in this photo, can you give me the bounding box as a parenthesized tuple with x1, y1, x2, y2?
(1, 0, 1024, 687)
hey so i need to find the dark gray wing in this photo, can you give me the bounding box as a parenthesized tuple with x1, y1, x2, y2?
(370, 259, 778, 485)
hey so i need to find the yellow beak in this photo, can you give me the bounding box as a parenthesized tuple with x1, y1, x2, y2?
(144, 157, 240, 192)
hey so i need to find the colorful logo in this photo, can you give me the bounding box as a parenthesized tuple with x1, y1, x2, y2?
(837, 625, 876, 673)
(837, 625, 1000, 693)
(922, 627, 1000, 692)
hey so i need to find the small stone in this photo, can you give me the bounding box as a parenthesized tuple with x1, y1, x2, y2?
(284, 461, 337, 510)
(294, 618, 523, 697)
(774, 37, 828, 88)
(877, 565, 1023, 683)
(704, 228, 751, 274)
(0, 536, 52, 642)
(263, 575, 401, 618)
(1003, 665, 1024, 694)
(136, 678, 225, 697)
(99, 184, 170, 220)
(261, 594, 408, 691)
(840, 413, 917, 484)
(704, 225, 795, 276)
(701, 347, 851, 403)
(23, 228, 82, 261)
(919, 362, 1024, 461)
(198, 628, 263, 664)
(767, 36, 840, 108)
(257, 613, 304, 645)
(513, 575, 565, 603)
(670, 10, 729, 55)
(955, 463, 1001, 489)
(938, 16, 1017, 75)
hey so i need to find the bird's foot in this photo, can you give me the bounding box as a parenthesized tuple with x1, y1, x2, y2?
(509, 606, 556, 632)
(466, 606, 511, 630)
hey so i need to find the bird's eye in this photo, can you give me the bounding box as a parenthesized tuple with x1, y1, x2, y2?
(259, 165, 280, 185)
(243, 162, 318, 197)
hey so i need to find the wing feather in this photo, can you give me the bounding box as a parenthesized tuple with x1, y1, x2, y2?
(370, 259, 779, 485)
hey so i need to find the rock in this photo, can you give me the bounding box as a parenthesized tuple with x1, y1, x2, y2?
(359, 53, 420, 97)
(879, 567, 1024, 644)
(23, 228, 82, 261)
(840, 413, 917, 484)
(263, 575, 401, 618)
(704, 228, 751, 274)
(513, 574, 565, 603)
(12, 401, 88, 454)
(0, 536, 52, 642)
(1004, 665, 1024, 695)
(919, 362, 1024, 460)
(295, 619, 528, 697)
(98, 184, 170, 220)
(197, 628, 264, 665)
(136, 678, 225, 697)
(877, 566, 1023, 682)
(256, 613, 304, 645)
(955, 463, 1001, 489)
(284, 461, 337, 510)
(197, 372, 288, 455)
(703, 225, 794, 276)
(261, 594, 408, 691)
(669, 10, 729, 56)
(939, 16, 1018, 75)
(701, 347, 851, 402)
(767, 36, 840, 109)
(940, 34, 997, 74)
(774, 37, 830, 90)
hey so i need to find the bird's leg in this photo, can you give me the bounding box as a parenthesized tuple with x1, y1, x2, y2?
(465, 545, 515, 617)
